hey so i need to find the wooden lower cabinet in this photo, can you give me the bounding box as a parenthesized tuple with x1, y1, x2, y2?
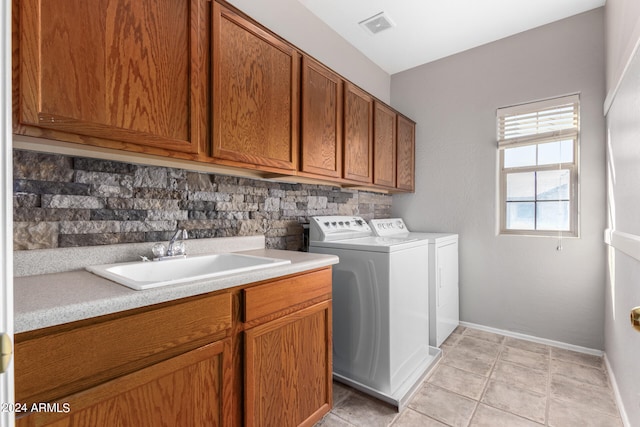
(245, 301, 332, 427)
(242, 267, 333, 427)
(13, 268, 333, 426)
(14, 291, 233, 426)
(16, 340, 232, 427)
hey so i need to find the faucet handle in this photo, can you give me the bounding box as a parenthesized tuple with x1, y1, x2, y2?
(172, 241, 187, 256)
(182, 229, 188, 240)
(152, 243, 166, 258)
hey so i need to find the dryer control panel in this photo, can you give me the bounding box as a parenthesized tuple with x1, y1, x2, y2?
(309, 216, 372, 241)
(369, 218, 410, 237)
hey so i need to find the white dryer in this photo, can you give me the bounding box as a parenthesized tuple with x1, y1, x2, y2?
(309, 216, 440, 410)
(369, 218, 459, 347)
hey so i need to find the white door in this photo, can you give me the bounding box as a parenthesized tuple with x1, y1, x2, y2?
(1, 0, 15, 425)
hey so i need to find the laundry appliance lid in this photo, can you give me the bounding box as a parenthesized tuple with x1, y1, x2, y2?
(308, 235, 426, 253)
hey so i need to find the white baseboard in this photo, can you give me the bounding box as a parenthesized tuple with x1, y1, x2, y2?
(458, 321, 604, 356)
(604, 354, 631, 427)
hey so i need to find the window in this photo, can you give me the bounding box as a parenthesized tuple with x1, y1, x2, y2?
(497, 95, 579, 236)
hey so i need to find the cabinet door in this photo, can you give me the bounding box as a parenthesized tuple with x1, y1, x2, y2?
(245, 301, 332, 427)
(16, 0, 208, 155)
(343, 83, 373, 184)
(396, 115, 416, 191)
(373, 102, 397, 188)
(300, 57, 343, 178)
(16, 340, 233, 427)
(213, 3, 299, 172)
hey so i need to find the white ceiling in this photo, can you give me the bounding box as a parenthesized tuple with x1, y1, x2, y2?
(297, 0, 606, 75)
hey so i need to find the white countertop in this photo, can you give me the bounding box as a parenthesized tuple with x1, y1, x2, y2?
(14, 241, 338, 333)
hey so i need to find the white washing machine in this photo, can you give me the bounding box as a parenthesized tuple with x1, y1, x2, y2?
(309, 216, 440, 410)
(369, 218, 459, 347)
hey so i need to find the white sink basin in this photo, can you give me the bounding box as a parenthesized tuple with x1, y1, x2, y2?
(86, 253, 291, 290)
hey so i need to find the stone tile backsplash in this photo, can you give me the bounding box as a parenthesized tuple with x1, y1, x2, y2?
(13, 150, 392, 251)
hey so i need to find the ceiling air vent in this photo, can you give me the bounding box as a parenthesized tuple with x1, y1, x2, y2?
(359, 12, 395, 35)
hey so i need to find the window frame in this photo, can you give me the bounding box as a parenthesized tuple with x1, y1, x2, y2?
(497, 95, 580, 237)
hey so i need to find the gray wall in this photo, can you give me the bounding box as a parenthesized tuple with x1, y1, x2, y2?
(226, 0, 390, 103)
(604, 1, 640, 425)
(390, 9, 606, 350)
(605, 0, 640, 98)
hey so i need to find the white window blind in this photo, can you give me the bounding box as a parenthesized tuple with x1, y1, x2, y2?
(497, 94, 579, 149)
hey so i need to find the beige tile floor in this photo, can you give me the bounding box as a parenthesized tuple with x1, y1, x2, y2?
(316, 327, 623, 427)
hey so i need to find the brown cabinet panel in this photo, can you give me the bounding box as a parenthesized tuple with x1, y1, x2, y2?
(300, 57, 343, 178)
(14, 0, 413, 191)
(213, 3, 299, 171)
(343, 83, 373, 183)
(16, 340, 233, 427)
(16, 0, 208, 154)
(243, 268, 332, 324)
(373, 102, 397, 188)
(245, 301, 332, 427)
(15, 292, 232, 406)
(397, 115, 416, 192)
(14, 0, 414, 191)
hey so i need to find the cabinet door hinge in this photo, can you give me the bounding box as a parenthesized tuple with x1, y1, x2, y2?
(0, 333, 12, 374)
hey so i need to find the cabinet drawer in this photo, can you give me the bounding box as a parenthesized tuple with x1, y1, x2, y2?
(243, 268, 332, 323)
(15, 292, 231, 405)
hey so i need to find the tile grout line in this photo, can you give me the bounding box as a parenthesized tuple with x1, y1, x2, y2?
(408, 331, 467, 426)
(451, 329, 479, 427)
(545, 346, 552, 426)
(549, 354, 625, 423)
(462, 329, 504, 426)
(469, 332, 549, 426)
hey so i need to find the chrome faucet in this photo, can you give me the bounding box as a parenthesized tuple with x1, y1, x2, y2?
(150, 228, 188, 261)
(167, 228, 188, 257)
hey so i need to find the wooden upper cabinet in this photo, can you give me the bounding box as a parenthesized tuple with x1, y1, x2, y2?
(343, 83, 373, 184)
(14, 0, 413, 191)
(300, 57, 343, 179)
(15, 0, 208, 154)
(373, 102, 397, 188)
(397, 115, 416, 192)
(212, 2, 300, 172)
